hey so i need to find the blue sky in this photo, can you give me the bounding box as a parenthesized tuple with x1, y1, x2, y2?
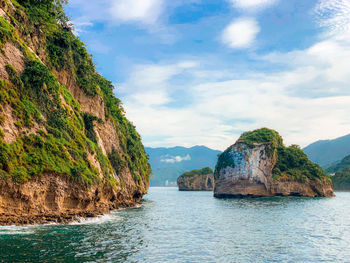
(66, 0, 350, 150)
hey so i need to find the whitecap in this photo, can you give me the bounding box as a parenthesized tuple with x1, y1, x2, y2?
(0, 225, 36, 235)
(69, 212, 121, 225)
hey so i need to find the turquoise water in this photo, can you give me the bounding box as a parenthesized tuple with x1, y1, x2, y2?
(1, 187, 350, 262)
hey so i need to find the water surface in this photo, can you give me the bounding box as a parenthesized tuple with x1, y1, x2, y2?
(1, 187, 350, 262)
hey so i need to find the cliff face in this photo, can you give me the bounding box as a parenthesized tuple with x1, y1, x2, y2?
(214, 128, 334, 198)
(0, 0, 150, 224)
(177, 172, 214, 191)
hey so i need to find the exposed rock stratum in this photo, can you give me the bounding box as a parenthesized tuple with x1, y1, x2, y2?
(177, 167, 214, 191)
(214, 128, 334, 198)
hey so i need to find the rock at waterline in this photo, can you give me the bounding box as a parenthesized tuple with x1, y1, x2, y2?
(177, 167, 214, 191)
(214, 128, 334, 198)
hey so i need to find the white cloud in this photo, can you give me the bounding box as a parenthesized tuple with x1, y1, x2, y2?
(315, 0, 350, 39)
(120, 32, 350, 150)
(70, 19, 93, 36)
(230, 0, 277, 10)
(221, 18, 260, 49)
(110, 0, 164, 24)
(68, 0, 164, 26)
(160, 154, 191, 163)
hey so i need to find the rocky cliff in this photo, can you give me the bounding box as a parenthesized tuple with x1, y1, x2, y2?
(0, 0, 151, 225)
(177, 167, 214, 191)
(214, 128, 334, 198)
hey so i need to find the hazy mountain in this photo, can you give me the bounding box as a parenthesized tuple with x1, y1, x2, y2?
(303, 134, 350, 167)
(325, 154, 350, 173)
(145, 146, 221, 186)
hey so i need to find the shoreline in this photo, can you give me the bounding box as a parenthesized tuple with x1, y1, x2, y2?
(0, 201, 140, 226)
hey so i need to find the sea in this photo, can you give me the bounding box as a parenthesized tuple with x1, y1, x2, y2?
(1, 187, 350, 262)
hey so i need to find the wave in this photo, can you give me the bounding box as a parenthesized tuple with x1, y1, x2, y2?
(69, 212, 121, 225)
(0, 225, 36, 235)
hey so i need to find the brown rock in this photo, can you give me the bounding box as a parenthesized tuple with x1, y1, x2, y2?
(0, 1, 150, 225)
(177, 168, 214, 191)
(214, 137, 334, 198)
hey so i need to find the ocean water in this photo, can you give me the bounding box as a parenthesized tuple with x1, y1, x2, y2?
(1, 187, 350, 262)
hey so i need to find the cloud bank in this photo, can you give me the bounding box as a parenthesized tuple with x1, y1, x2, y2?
(120, 31, 350, 150)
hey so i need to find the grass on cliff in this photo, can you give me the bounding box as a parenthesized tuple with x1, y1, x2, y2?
(21, 0, 151, 184)
(239, 128, 283, 147)
(0, 0, 151, 186)
(180, 167, 213, 178)
(0, 61, 102, 185)
(216, 128, 329, 183)
(272, 145, 328, 183)
(0, 16, 17, 49)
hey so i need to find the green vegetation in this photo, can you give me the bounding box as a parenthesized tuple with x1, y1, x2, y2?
(239, 128, 283, 147)
(0, 128, 4, 141)
(215, 149, 235, 173)
(16, 0, 68, 31)
(0, 16, 17, 49)
(82, 112, 100, 143)
(97, 76, 151, 184)
(323, 154, 350, 190)
(180, 167, 213, 178)
(240, 128, 328, 182)
(46, 31, 99, 96)
(325, 154, 350, 174)
(0, 60, 101, 184)
(331, 167, 350, 190)
(272, 145, 327, 182)
(0, 0, 151, 187)
(217, 128, 329, 183)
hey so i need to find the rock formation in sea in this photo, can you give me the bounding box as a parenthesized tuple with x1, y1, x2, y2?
(0, 0, 151, 225)
(177, 167, 214, 191)
(214, 128, 334, 198)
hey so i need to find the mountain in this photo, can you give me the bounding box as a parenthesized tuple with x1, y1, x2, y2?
(324, 154, 350, 190)
(325, 154, 350, 173)
(146, 146, 221, 186)
(303, 134, 350, 167)
(0, 0, 150, 225)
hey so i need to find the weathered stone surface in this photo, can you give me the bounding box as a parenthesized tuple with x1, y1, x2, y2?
(0, 1, 150, 225)
(177, 172, 214, 191)
(214, 141, 334, 198)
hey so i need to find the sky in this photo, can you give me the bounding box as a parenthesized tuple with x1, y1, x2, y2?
(65, 0, 350, 151)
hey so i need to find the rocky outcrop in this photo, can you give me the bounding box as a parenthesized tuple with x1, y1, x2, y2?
(214, 128, 334, 198)
(0, 173, 145, 225)
(177, 168, 214, 191)
(0, 1, 150, 224)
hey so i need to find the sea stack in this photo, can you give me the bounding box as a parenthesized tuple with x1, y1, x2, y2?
(177, 167, 214, 191)
(214, 128, 334, 198)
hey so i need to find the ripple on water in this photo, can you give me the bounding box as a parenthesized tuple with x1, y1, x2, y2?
(0, 188, 350, 262)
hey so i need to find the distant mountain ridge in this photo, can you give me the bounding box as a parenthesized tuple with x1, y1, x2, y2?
(145, 146, 221, 186)
(324, 154, 350, 190)
(303, 133, 350, 167)
(325, 154, 350, 173)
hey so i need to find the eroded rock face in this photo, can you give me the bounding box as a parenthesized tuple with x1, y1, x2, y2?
(177, 173, 214, 191)
(0, 173, 145, 225)
(214, 141, 334, 198)
(0, 1, 150, 225)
